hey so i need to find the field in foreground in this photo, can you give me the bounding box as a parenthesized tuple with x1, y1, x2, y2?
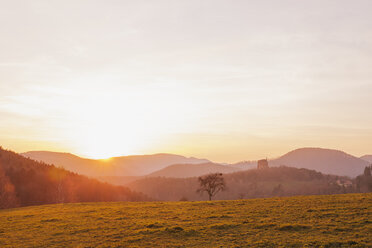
(0, 194, 371, 247)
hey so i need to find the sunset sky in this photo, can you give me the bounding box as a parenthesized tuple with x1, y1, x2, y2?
(1, 0, 372, 162)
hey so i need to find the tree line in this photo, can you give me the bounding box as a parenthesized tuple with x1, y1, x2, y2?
(129, 166, 370, 201)
(356, 165, 372, 192)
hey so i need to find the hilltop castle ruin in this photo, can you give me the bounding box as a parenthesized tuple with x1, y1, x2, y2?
(257, 159, 269, 169)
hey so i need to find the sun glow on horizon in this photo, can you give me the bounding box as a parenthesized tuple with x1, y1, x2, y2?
(40, 81, 202, 160)
(1, 1, 372, 162)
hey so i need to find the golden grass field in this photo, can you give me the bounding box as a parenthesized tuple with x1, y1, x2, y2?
(0, 193, 371, 247)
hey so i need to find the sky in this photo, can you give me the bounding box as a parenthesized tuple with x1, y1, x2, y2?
(0, 0, 372, 162)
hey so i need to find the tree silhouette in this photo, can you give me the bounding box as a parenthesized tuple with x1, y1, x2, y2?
(272, 183, 284, 196)
(197, 173, 226, 200)
(364, 165, 371, 177)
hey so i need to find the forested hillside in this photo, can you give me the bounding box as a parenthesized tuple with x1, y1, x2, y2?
(0, 147, 148, 209)
(128, 166, 358, 201)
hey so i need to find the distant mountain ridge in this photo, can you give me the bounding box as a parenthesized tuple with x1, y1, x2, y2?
(269, 148, 368, 177)
(21, 151, 210, 177)
(228, 148, 369, 178)
(22, 147, 370, 180)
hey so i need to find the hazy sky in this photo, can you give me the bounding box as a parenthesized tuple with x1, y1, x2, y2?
(1, 0, 372, 162)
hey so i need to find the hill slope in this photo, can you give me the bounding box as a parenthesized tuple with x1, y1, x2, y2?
(0, 147, 148, 209)
(147, 163, 242, 178)
(21, 151, 210, 177)
(270, 148, 368, 177)
(0, 193, 370, 247)
(127, 166, 357, 201)
(360, 155, 372, 163)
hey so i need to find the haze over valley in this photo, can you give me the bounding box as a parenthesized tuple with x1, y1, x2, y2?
(21, 147, 370, 180)
(1, 146, 370, 205)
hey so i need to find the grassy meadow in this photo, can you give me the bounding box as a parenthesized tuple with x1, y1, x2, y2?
(0, 193, 371, 247)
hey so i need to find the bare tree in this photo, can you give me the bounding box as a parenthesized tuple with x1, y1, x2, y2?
(197, 173, 226, 200)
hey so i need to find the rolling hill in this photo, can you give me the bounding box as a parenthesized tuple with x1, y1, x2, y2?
(230, 160, 256, 170)
(269, 148, 369, 177)
(361, 155, 372, 163)
(127, 166, 356, 201)
(21, 151, 210, 177)
(1, 193, 370, 247)
(98, 176, 144, 185)
(21, 147, 370, 181)
(0, 147, 148, 209)
(147, 162, 242, 178)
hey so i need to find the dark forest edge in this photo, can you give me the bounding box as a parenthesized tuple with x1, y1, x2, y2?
(0, 147, 150, 209)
